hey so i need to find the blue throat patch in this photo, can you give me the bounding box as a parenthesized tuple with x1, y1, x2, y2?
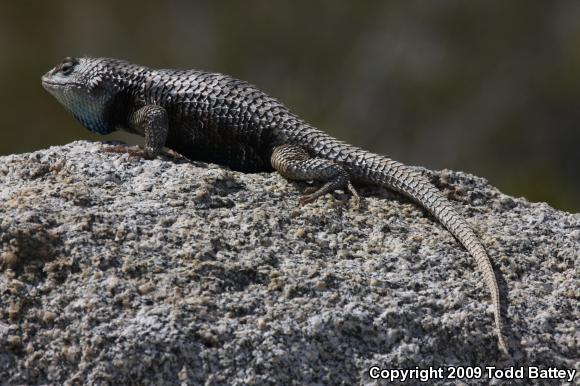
(69, 101, 116, 135)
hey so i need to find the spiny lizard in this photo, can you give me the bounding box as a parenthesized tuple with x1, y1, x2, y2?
(42, 56, 509, 355)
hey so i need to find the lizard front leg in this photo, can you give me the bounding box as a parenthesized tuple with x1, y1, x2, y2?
(131, 105, 169, 158)
(271, 144, 360, 208)
(104, 105, 169, 159)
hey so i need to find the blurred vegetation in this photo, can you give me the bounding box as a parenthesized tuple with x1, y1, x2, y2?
(0, 1, 578, 211)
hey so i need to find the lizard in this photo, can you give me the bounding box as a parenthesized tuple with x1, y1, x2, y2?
(41, 56, 509, 355)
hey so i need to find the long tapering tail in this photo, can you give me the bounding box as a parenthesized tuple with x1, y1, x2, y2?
(368, 157, 509, 355)
(302, 131, 509, 354)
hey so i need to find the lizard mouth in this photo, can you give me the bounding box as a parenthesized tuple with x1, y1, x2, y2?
(42, 78, 66, 87)
(41, 76, 83, 89)
(42, 78, 64, 89)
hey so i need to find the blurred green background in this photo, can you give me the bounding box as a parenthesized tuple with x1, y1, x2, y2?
(1, 1, 578, 212)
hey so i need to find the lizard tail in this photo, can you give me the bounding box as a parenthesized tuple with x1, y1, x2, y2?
(360, 154, 508, 355)
(375, 158, 508, 356)
(364, 156, 508, 355)
(305, 134, 509, 354)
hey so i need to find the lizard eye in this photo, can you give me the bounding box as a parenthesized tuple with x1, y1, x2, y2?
(60, 62, 75, 75)
(58, 57, 79, 76)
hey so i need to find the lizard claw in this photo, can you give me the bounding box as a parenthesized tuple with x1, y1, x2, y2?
(102, 144, 132, 154)
(299, 182, 362, 209)
(298, 194, 316, 206)
(302, 186, 318, 195)
(347, 182, 362, 210)
(102, 145, 154, 160)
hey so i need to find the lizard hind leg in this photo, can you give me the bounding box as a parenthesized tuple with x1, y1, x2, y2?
(271, 144, 361, 208)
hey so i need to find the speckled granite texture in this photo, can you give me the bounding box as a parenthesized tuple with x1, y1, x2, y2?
(0, 141, 578, 385)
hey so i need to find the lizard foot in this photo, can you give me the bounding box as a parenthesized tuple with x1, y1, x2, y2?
(299, 182, 361, 209)
(347, 182, 362, 210)
(302, 186, 319, 195)
(102, 145, 154, 160)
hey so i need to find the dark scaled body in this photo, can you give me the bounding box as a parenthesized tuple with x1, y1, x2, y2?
(61, 58, 292, 172)
(42, 57, 509, 355)
(135, 67, 289, 172)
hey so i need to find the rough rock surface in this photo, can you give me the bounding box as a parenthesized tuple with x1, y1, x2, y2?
(0, 141, 578, 385)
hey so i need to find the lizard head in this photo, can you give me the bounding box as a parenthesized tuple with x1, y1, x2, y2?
(42, 56, 119, 134)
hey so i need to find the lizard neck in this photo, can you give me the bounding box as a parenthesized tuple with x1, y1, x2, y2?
(98, 60, 152, 134)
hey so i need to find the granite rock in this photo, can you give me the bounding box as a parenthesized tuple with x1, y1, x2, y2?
(0, 141, 578, 385)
